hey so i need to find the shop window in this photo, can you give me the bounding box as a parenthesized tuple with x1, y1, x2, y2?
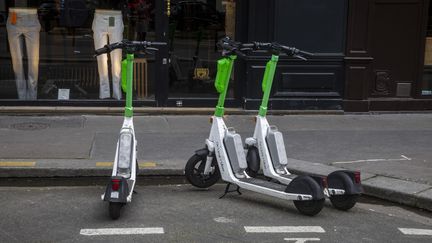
(0, 0, 156, 101)
(168, 0, 236, 98)
(422, 2, 432, 96)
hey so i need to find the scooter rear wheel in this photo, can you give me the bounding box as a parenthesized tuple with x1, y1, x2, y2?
(109, 202, 123, 220)
(185, 154, 220, 188)
(286, 175, 325, 216)
(294, 199, 325, 216)
(330, 194, 359, 211)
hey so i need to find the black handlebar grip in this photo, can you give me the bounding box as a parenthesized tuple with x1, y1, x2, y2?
(94, 47, 108, 56)
(150, 41, 168, 46)
(241, 43, 254, 48)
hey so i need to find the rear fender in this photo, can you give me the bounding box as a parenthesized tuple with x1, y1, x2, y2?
(328, 170, 362, 195)
(103, 176, 129, 203)
(309, 175, 327, 190)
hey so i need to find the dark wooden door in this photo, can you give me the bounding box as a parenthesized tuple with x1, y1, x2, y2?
(368, 0, 426, 97)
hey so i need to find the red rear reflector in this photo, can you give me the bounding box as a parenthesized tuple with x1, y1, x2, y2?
(112, 179, 121, 191)
(322, 177, 328, 188)
(354, 171, 361, 184)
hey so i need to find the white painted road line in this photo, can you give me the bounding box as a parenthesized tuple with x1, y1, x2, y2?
(331, 155, 411, 165)
(399, 228, 432, 236)
(244, 226, 325, 233)
(284, 238, 320, 243)
(80, 227, 164, 236)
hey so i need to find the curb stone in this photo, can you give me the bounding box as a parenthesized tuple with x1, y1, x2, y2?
(0, 159, 431, 212)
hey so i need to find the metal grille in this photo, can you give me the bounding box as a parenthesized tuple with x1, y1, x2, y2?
(133, 58, 148, 98)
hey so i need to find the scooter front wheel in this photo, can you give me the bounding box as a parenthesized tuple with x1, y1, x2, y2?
(109, 202, 123, 220)
(185, 154, 220, 188)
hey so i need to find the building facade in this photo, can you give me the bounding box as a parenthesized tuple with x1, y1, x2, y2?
(0, 0, 430, 111)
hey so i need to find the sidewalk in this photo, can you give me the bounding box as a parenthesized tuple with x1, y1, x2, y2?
(0, 113, 431, 211)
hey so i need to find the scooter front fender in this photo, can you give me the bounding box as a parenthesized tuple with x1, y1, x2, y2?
(194, 148, 209, 158)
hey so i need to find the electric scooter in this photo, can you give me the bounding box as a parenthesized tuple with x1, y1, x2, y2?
(244, 42, 362, 211)
(95, 40, 167, 219)
(184, 37, 326, 216)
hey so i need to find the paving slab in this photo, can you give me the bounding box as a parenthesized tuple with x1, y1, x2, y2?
(0, 130, 93, 159)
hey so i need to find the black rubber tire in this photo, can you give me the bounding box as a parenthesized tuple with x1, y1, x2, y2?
(109, 202, 123, 220)
(294, 199, 325, 216)
(185, 153, 220, 188)
(330, 194, 359, 211)
(246, 146, 260, 178)
(287, 175, 325, 216)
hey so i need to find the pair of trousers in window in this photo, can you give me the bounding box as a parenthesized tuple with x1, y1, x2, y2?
(92, 11, 124, 100)
(6, 11, 41, 100)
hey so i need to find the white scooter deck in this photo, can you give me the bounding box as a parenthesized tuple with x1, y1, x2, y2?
(205, 116, 315, 201)
(101, 117, 137, 202)
(245, 116, 345, 196)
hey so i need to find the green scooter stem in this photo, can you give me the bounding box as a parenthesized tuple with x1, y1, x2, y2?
(125, 54, 134, 117)
(259, 54, 279, 117)
(214, 55, 236, 117)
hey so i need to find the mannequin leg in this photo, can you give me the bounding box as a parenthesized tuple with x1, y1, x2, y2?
(93, 25, 110, 99)
(7, 24, 26, 100)
(108, 19, 124, 100)
(24, 27, 41, 100)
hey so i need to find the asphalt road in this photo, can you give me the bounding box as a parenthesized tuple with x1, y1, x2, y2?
(1, 184, 431, 242)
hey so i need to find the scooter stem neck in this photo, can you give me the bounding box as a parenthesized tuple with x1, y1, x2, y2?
(259, 54, 279, 117)
(214, 55, 236, 117)
(125, 54, 134, 117)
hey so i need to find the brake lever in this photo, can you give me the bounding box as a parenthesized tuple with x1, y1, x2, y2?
(146, 47, 159, 52)
(145, 50, 155, 56)
(240, 47, 253, 52)
(294, 54, 307, 61)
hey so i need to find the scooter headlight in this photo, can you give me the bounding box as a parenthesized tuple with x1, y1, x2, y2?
(117, 131, 133, 176)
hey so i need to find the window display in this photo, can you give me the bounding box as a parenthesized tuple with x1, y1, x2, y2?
(0, 0, 156, 101)
(93, 9, 124, 100)
(0, 0, 234, 103)
(6, 7, 41, 100)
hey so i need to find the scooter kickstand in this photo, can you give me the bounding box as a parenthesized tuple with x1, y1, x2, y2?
(219, 183, 242, 199)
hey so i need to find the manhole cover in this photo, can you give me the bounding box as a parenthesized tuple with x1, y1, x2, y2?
(12, 122, 50, 131)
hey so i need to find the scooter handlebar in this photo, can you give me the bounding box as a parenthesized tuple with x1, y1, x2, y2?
(94, 46, 109, 56)
(217, 38, 273, 56)
(94, 40, 167, 56)
(216, 37, 315, 60)
(278, 44, 314, 59)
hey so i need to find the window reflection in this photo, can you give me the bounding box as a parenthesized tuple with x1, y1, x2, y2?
(168, 0, 235, 98)
(423, 3, 432, 96)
